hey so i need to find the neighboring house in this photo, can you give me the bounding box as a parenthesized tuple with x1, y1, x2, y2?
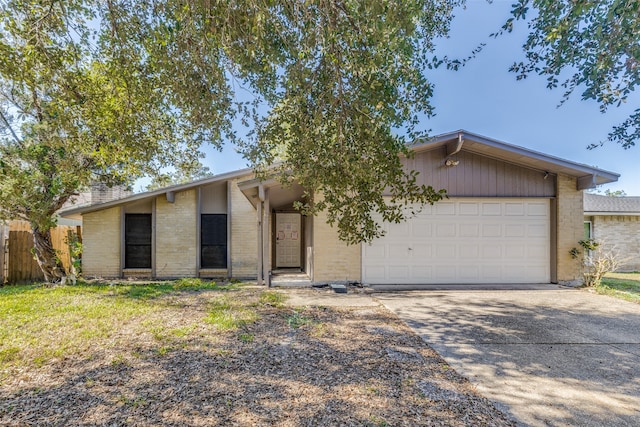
(584, 193, 640, 271)
(60, 130, 619, 286)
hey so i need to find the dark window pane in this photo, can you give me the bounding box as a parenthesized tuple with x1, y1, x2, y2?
(125, 214, 152, 268)
(201, 214, 227, 268)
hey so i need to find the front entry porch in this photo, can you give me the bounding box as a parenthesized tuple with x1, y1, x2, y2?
(238, 178, 314, 286)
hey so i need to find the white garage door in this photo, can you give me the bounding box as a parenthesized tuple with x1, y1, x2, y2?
(362, 199, 550, 284)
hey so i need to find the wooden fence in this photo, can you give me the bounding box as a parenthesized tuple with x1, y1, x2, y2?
(0, 221, 82, 284)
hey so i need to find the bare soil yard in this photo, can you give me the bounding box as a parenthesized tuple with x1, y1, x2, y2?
(0, 283, 514, 426)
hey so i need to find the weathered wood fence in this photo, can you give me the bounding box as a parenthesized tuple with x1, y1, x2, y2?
(0, 221, 82, 284)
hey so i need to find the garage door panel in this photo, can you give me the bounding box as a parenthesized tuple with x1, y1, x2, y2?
(482, 245, 502, 258)
(411, 265, 432, 279)
(459, 202, 479, 215)
(434, 266, 457, 281)
(435, 203, 456, 215)
(436, 223, 456, 237)
(436, 244, 456, 258)
(527, 224, 548, 237)
(482, 203, 502, 215)
(504, 244, 526, 258)
(388, 266, 410, 280)
(388, 222, 410, 237)
(412, 244, 432, 258)
(505, 224, 526, 237)
(412, 222, 432, 237)
(459, 245, 479, 258)
(528, 202, 549, 216)
(505, 202, 525, 215)
(362, 198, 550, 285)
(459, 266, 480, 280)
(482, 224, 501, 237)
(459, 224, 480, 237)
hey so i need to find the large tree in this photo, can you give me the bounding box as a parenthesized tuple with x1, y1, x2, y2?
(4, 1, 636, 283)
(503, 0, 639, 148)
(1, 0, 455, 282)
(0, 1, 233, 281)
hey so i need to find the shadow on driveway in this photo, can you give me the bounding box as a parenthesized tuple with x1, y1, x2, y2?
(376, 289, 640, 427)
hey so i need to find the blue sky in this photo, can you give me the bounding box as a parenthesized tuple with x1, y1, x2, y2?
(201, 0, 640, 195)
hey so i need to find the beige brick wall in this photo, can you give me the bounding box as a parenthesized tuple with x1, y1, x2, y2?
(592, 215, 640, 271)
(312, 206, 361, 283)
(557, 174, 584, 281)
(230, 178, 258, 278)
(155, 190, 197, 278)
(82, 207, 121, 278)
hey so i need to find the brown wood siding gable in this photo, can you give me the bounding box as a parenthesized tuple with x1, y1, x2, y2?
(408, 147, 556, 197)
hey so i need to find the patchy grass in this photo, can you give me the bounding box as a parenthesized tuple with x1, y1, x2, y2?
(596, 272, 640, 304)
(0, 285, 515, 426)
(0, 280, 243, 376)
(258, 290, 287, 308)
(286, 309, 315, 329)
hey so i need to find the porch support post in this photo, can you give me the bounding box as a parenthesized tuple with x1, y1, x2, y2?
(262, 188, 271, 287)
(257, 185, 264, 285)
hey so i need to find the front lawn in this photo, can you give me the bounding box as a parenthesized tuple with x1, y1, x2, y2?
(0, 281, 513, 426)
(595, 272, 640, 304)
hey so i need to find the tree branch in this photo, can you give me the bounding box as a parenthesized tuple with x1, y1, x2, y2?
(0, 109, 22, 145)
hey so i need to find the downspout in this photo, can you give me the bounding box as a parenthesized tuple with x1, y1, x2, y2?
(446, 132, 465, 158)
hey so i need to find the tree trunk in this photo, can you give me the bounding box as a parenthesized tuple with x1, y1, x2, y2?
(31, 225, 65, 283)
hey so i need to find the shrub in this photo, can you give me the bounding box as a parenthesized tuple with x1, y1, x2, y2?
(576, 240, 623, 287)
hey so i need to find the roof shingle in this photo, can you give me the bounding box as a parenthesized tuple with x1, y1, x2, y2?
(584, 193, 640, 214)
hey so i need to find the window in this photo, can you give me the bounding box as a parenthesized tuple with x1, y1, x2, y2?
(125, 214, 152, 268)
(201, 214, 227, 269)
(584, 221, 592, 240)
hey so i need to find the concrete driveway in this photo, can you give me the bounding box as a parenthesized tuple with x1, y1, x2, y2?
(375, 287, 640, 427)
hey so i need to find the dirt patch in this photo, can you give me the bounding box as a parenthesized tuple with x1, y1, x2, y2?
(0, 288, 514, 426)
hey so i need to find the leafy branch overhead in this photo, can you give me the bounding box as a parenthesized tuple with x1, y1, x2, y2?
(1, 0, 638, 281)
(502, 0, 640, 149)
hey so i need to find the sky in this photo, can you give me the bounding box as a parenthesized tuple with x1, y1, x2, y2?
(198, 0, 640, 195)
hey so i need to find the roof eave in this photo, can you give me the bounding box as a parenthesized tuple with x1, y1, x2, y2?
(411, 130, 619, 187)
(585, 211, 640, 216)
(59, 167, 254, 218)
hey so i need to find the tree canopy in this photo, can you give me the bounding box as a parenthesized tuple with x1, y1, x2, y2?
(0, 0, 638, 281)
(503, 0, 639, 149)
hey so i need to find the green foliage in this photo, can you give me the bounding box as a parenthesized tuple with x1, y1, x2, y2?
(145, 160, 213, 191)
(0, 0, 461, 253)
(502, 0, 640, 149)
(0, 281, 249, 376)
(239, 0, 455, 243)
(286, 310, 315, 329)
(65, 232, 83, 276)
(258, 291, 287, 308)
(206, 296, 259, 330)
(598, 273, 640, 304)
(579, 239, 600, 252)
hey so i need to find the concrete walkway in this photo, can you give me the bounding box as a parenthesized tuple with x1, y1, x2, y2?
(376, 288, 640, 427)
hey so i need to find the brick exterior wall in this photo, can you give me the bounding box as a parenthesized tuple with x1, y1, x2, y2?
(230, 178, 258, 278)
(557, 174, 584, 282)
(591, 215, 640, 271)
(312, 201, 361, 283)
(155, 189, 197, 278)
(82, 207, 121, 278)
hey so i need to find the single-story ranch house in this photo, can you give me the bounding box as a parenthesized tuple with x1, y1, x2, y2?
(584, 193, 640, 271)
(60, 130, 619, 286)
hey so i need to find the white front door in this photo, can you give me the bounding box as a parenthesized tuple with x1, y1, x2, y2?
(275, 213, 301, 268)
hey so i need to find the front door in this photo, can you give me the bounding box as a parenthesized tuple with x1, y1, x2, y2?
(275, 213, 301, 268)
